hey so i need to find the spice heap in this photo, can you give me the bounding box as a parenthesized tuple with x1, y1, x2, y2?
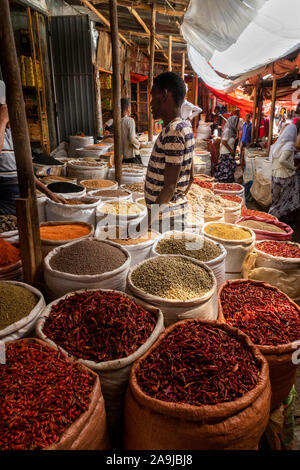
(214, 183, 242, 191)
(136, 322, 259, 406)
(92, 189, 129, 198)
(256, 241, 300, 259)
(100, 201, 143, 216)
(199, 193, 224, 218)
(218, 196, 240, 209)
(47, 182, 84, 194)
(189, 183, 212, 198)
(43, 291, 156, 362)
(156, 234, 222, 262)
(221, 194, 243, 205)
(108, 230, 157, 245)
(0, 239, 20, 267)
(239, 219, 285, 233)
(0, 340, 95, 450)
(0, 283, 37, 330)
(32, 154, 63, 166)
(50, 239, 127, 275)
(71, 160, 105, 167)
(40, 224, 91, 241)
(0, 215, 18, 233)
(241, 208, 276, 221)
(81, 179, 117, 190)
(137, 198, 146, 206)
(121, 183, 144, 193)
(63, 197, 97, 206)
(193, 179, 213, 190)
(220, 281, 300, 346)
(131, 256, 213, 300)
(186, 191, 203, 216)
(204, 223, 251, 240)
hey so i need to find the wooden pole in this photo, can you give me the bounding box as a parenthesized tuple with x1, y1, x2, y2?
(168, 35, 172, 72)
(181, 51, 185, 79)
(148, 4, 156, 142)
(268, 78, 277, 154)
(255, 89, 263, 142)
(109, 0, 122, 184)
(0, 0, 42, 285)
(251, 84, 258, 143)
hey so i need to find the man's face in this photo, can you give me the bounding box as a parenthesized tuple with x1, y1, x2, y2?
(246, 114, 250, 124)
(150, 85, 165, 120)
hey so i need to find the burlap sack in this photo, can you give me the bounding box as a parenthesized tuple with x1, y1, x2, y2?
(218, 280, 300, 410)
(6, 338, 110, 450)
(124, 320, 271, 450)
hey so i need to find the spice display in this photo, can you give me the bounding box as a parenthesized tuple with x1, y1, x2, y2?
(0, 340, 95, 450)
(0, 215, 18, 233)
(204, 223, 251, 240)
(156, 234, 222, 262)
(32, 154, 63, 166)
(131, 256, 213, 300)
(241, 208, 277, 221)
(122, 183, 144, 193)
(136, 198, 146, 206)
(100, 201, 143, 216)
(218, 196, 240, 208)
(47, 182, 84, 194)
(62, 197, 97, 205)
(0, 283, 37, 330)
(256, 241, 300, 259)
(200, 194, 224, 218)
(49, 239, 127, 275)
(108, 230, 157, 245)
(136, 322, 259, 406)
(81, 179, 117, 189)
(43, 291, 156, 362)
(40, 224, 91, 241)
(92, 189, 129, 198)
(190, 183, 212, 197)
(214, 183, 243, 191)
(0, 239, 20, 267)
(71, 160, 105, 167)
(220, 281, 300, 346)
(221, 194, 243, 205)
(238, 219, 285, 233)
(193, 178, 213, 189)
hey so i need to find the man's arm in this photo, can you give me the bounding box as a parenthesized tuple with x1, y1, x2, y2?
(0, 105, 9, 152)
(221, 139, 235, 156)
(34, 176, 67, 204)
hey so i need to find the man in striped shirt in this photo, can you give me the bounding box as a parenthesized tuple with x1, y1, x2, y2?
(143, 72, 195, 231)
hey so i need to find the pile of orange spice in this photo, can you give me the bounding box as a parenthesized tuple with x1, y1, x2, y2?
(40, 224, 91, 241)
(0, 239, 20, 267)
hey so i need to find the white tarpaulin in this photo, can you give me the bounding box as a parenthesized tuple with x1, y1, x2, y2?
(182, 0, 300, 90)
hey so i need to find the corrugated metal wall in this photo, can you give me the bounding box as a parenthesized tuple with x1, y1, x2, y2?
(50, 15, 95, 141)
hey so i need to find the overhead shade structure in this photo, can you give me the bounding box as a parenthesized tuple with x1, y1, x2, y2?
(182, 0, 300, 90)
(205, 85, 254, 117)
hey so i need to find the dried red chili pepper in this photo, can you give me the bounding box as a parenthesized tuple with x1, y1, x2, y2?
(220, 194, 243, 205)
(42, 290, 156, 362)
(220, 281, 300, 346)
(241, 208, 277, 221)
(214, 183, 242, 191)
(0, 339, 95, 450)
(193, 178, 213, 189)
(256, 241, 300, 259)
(136, 322, 259, 406)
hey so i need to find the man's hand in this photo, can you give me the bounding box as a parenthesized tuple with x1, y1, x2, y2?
(0, 104, 9, 127)
(46, 190, 67, 204)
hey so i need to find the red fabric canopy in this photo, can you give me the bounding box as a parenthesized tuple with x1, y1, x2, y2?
(205, 84, 254, 117)
(130, 72, 148, 83)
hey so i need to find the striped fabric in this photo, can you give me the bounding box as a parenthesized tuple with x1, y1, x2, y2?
(0, 128, 17, 179)
(144, 117, 194, 209)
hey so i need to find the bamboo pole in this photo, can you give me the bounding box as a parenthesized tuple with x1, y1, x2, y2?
(181, 51, 185, 79)
(0, 0, 42, 284)
(168, 36, 172, 72)
(148, 4, 156, 142)
(268, 78, 277, 154)
(109, 0, 122, 184)
(251, 84, 258, 143)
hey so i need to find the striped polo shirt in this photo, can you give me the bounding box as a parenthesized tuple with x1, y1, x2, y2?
(144, 117, 194, 209)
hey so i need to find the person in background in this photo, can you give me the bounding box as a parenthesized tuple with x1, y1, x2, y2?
(233, 109, 243, 154)
(181, 84, 202, 122)
(240, 113, 252, 169)
(211, 105, 224, 137)
(0, 103, 65, 216)
(120, 98, 141, 164)
(104, 111, 114, 133)
(215, 115, 239, 183)
(269, 122, 300, 220)
(278, 113, 287, 133)
(140, 72, 194, 234)
(259, 112, 270, 140)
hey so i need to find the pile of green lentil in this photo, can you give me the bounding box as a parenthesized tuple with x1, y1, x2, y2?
(155, 234, 222, 262)
(0, 283, 38, 330)
(131, 256, 213, 301)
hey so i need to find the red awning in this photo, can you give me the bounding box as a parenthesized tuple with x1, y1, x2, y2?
(205, 84, 254, 117)
(130, 72, 148, 83)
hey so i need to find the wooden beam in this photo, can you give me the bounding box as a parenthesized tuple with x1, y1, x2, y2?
(181, 51, 185, 79)
(168, 35, 172, 71)
(127, 7, 160, 50)
(251, 83, 258, 143)
(148, 4, 155, 142)
(109, 0, 122, 184)
(0, 0, 42, 284)
(81, 0, 132, 46)
(93, 1, 186, 15)
(268, 78, 277, 154)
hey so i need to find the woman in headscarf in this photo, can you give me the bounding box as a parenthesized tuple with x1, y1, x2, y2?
(215, 115, 239, 182)
(268, 122, 300, 219)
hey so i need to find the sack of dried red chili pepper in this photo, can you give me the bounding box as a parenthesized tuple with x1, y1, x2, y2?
(218, 280, 300, 410)
(36, 289, 164, 447)
(0, 338, 109, 450)
(124, 319, 271, 450)
(213, 182, 245, 201)
(255, 241, 300, 270)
